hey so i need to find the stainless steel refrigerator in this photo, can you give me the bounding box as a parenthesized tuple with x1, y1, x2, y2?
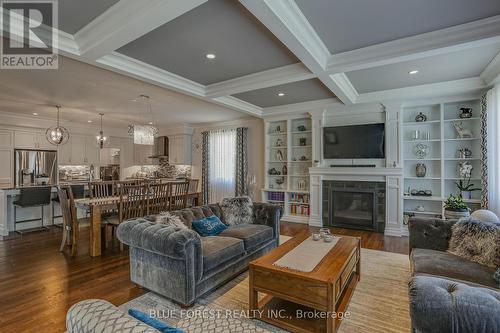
(14, 149, 58, 187)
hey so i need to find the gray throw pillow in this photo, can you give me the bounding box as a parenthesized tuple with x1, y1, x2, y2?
(448, 218, 500, 268)
(220, 196, 253, 226)
(495, 268, 500, 285)
(155, 212, 187, 229)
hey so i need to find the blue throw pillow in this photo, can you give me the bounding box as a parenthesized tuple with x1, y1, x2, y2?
(128, 309, 185, 333)
(192, 215, 227, 236)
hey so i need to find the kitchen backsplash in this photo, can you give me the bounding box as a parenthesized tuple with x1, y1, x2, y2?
(123, 162, 192, 179)
(59, 165, 95, 182)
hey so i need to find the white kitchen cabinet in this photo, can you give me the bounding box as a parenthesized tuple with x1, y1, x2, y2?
(14, 130, 54, 150)
(134, 144, 153, 165)
(70, 135, 86, 164)
(168, 134, 192, 165)
(58, 138, 72, 165)
(0, 129, 13, 149)
(58, 135, 101, 165)
(85, 137, 100, 165)
(0, 130, 13, 188)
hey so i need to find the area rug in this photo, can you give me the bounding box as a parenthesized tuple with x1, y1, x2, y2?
(120, 238, 411, 333)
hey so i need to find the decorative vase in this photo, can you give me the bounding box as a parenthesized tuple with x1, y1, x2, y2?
(459, 108, 472, 119)
(415, 112, 427, 122)
(282, 165, 287, 175)
(299, 138, 307, 146)
(415, 163, 426, 177)
(444, 208, 470, 220)
(461, 191, 472, 200)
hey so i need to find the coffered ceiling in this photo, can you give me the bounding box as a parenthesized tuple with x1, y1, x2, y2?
(2, 0, 500, 120)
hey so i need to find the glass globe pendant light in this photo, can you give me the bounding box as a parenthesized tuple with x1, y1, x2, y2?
(96, 113, 109, 149)
(45, 105, 70, 146)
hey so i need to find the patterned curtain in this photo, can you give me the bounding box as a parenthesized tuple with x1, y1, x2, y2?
(235, 127, 248, 196)
(480, 93, 488, 209)
(201, 131, 210, 205)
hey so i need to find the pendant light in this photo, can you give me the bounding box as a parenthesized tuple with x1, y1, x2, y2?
(45, 105, 70, 145)
(96, 113, 109, 149)
(128, 94, 158, 145)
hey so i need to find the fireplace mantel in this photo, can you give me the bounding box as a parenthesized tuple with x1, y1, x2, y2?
(309, 167, 404, 236)
(309, 167, 402, 177)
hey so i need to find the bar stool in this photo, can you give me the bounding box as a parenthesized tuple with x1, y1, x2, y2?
(52, 185, 85, 225)
(13, 186, 52, 233)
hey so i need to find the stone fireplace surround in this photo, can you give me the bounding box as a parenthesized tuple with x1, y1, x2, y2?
(309, 167, 403, 236)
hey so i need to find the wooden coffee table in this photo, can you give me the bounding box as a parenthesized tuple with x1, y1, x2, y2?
(249, 230, 361, 333)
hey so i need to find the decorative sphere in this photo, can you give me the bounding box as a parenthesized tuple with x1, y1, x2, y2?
(470, 209, 500, 224)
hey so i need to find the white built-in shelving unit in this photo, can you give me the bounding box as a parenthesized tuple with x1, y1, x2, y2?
(263, 117, 312, 223)
(402, 99, 482, 218)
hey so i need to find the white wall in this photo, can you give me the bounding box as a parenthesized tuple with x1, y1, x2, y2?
(190, 117, 265, 201)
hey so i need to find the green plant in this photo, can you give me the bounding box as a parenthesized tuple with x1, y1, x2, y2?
(444, 194, 468, 210)
(455, 179, 481, 192)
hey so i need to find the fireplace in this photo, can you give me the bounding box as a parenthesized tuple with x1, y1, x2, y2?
(323, 181, 385, 232)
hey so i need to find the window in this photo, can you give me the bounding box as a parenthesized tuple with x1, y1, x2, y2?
(209, 129, 237, 202)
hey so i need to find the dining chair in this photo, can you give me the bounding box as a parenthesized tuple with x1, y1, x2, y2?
(186, 179, 199, 208)
(89, 181, 116, 199)
(52, 184, 85, 225)
(169, 180, 190, 211)
(58, 186, 90, 256)
(148, 182, 171, 215)
(106, 184, 148, 250)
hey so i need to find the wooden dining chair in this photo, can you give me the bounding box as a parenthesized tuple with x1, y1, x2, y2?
(89, 181, 116, 199)
(106, 184, 148, 250)
(186, 179, 199, 208)
(169, 181, 190, 211)
(58, 186, 90, 256)
(148, 182, 171, 215)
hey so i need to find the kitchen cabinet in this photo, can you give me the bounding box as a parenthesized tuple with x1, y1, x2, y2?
(58, 135, 101, 165)
(134, 144, 153, 165)
(0, 129, 13, 188)
(168, 134, 192, 165)
(14, 130, 53, 150)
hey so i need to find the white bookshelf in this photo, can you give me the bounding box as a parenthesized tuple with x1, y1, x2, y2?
(402, 99, 482, 219)
(262, 117, 312, 223)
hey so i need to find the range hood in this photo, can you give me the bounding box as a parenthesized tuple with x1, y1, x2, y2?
(149, 136, 169, 159)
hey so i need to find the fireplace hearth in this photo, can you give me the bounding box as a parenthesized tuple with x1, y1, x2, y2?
(323, 181, 385, 232)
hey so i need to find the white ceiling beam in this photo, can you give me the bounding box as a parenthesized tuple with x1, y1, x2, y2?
(76, 0, 207, 60)
(211, 96, 263, 117)
(481, 50, 500, 86)
(239, 0, 357, 105)
(205, 63, 314, 98)
(326, 15, 500, 74)
(356, 77, 487, 104)
(262, 98, 341, 118)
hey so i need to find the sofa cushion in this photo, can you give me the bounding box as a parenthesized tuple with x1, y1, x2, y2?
(220, 196, 253, 226)
(201, 236, 244, 273)
(219, 224, 273, 252)
(411, 248, 498, 289)
(448, 218, 500, 268)
(192, 215, 227, 237)
(169, 206, 217, 228)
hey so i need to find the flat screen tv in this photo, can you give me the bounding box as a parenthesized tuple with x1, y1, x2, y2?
(323, 123, 385, 159)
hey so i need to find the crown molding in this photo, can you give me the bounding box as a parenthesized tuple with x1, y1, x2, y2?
(76, 0, 207, 60)
(261, 98, 341, 118)
(480, 50, 500, 86)
(211, 96, 263, 117)
(205, 63, 314, 97)
(356, 77, 487, 104)
(239, 0, 355, 105)
(330, 73, 359, 103)
(326, 15, 500, 73)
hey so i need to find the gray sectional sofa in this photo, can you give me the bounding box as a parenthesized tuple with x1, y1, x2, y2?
(117, 202, 281, 306)
(408, 217, 500, 333)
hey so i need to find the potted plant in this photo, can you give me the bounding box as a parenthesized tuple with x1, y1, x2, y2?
(443, 194, 470, 219)
(455, 161, 481, 199)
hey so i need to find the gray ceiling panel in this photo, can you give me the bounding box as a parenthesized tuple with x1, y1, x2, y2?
(346, 44, 500, 93)
(58, 0, 119, 34)
(117, 0, 298, 85)
(296, 0, 500, 53)
(233, 79, 336, 108)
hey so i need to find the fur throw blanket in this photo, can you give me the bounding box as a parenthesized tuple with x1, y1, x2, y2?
(448, 218, 500, 268)
(155, 212, 187, 229)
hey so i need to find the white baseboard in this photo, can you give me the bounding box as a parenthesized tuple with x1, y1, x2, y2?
(384, 226, 403, 237)
(281, 215, 309, 224)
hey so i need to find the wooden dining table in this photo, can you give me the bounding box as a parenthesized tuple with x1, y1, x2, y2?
(75, 191, 201, 257)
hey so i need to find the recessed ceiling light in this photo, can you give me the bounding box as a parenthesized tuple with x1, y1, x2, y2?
(32, 112, 38, 116)
(87, 120, 92, 123)
(277, 92, 285, 97)
(409, 70, 419, 75)
(205, 53, 216, 59)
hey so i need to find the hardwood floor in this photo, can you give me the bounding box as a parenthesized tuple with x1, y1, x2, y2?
(0, 222, 408, 333)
